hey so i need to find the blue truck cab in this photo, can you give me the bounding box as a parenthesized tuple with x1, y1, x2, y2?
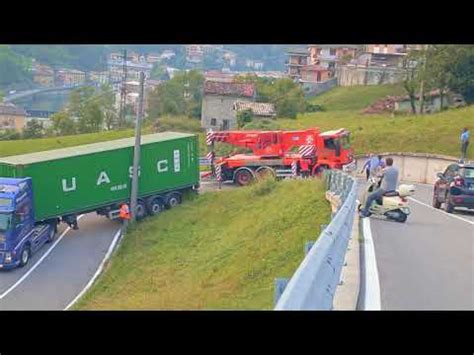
(0, 178, 58, 270)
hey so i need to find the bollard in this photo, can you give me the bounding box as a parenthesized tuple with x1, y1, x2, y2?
(304, 241, 315, 255)
(274, 278, 289, 307)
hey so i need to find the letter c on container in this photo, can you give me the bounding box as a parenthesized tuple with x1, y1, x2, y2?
(157, 160, 168, 173)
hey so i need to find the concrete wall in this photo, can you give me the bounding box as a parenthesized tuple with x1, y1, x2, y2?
(336, 65, 405, 86)
(355, 152, 459, 184)
(302, 77, 337, 97)
(201, 95, 253, 130)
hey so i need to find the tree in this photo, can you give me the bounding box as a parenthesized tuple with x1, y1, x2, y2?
(51, 111, 76, 136)
(0, 45, 32, 87)
(78, 100, 104, 133)
(22, 119, 44, 139)
(147, 70, 204, 119)
(237, 109, 253, 128)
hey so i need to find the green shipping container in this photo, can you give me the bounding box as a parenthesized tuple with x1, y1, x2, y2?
(0, 132, 199, 221)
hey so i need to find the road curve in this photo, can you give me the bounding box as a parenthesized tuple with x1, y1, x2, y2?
(362, 181, 474, 310)
(0, 213, 120, 310)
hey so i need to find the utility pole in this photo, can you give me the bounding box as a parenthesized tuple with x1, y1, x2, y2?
(130, 71, 145, 224)
(119, 49, 128, 127)
(418, 44, 429, 114)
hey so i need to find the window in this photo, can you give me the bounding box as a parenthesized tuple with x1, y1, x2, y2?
(329, 48, 336, 56)
(460, 167, 474, 178)
(210, 118, 217, 126)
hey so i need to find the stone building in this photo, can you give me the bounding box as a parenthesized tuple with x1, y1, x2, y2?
(201, 81, 256, 130)
(0, 103, 27, 131)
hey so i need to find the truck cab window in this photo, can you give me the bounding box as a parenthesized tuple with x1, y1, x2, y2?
(324, 138, 336, 150)
(0, 213, 12, 231)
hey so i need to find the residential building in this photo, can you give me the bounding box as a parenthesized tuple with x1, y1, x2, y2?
(223, 51, 237, 67)
(0, 103, 27, 132)
(300, 65, 332, 83)
(107, 57, 152, 82)
(285, 47, 309, 81)
(186, 45, 204, 63)
(363, 44, 407, 67)
(204, 70, 235, 83)
(160, 50, 176, 60)
(146, 53, 161, 64)
(55, 68, 86, 86)
(233, 101, 276, 118)
(253, 60, 264, 70)
(201, 81, 256, 130)
(32, 63, 54, 87)
(308, 45, 360, 70)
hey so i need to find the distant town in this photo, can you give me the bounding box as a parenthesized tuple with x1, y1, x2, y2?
(0, 44, 452, 134)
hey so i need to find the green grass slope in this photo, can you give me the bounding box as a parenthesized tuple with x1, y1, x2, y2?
(76, 178, 330, 310)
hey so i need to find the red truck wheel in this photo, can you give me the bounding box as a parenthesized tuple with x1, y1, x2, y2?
(235, 169, 254, 186)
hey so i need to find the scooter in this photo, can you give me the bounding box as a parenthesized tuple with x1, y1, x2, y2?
(358, 175, 415, 223)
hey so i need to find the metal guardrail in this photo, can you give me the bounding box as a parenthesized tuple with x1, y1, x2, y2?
(274, 169, 357, 310)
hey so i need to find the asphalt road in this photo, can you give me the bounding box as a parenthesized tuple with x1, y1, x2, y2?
(0, 213, 120, 310)
(360, 180, 474, 310)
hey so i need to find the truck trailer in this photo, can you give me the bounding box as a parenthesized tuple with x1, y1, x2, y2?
(0, 132, 199, 269)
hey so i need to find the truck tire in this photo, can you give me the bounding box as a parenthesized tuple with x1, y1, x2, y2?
(166, 192, 182, 209)
(46, 224, 56, 243)
(135, 200, 148, 220)
(313, 165, 326, 177)
(19, 244, 31, 267)
(255, 166, 275, 180)
(234, 168, 254, 186)
(146, 196, 165, 216)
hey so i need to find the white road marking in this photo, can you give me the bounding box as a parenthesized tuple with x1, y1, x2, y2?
(408, 197, 474, 226)
(361, 218, 381, 310)
(64, 227, 122, 310)
(0, 215, 84, 300)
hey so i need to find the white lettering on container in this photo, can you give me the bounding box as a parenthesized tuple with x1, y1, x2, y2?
(173, 150, 180, 172)
(157, 160, 168, 173)
(97, 171, 111, 185)
(129, 166, 141, 178)
(62, 178, 76, 192)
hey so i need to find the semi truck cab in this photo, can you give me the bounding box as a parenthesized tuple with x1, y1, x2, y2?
(0, 178, 57, 270)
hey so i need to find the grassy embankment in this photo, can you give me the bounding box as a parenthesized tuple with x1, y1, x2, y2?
(76, 178, 329, 309)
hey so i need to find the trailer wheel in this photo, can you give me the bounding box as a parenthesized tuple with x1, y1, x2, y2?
(146, 196, 165, 216)
(313, 165, 327, 178)
(135, 200, 148, 220)
(19, 244, 31, 267)
(234, 168, 254, 186)
(166, 192, 182, 209)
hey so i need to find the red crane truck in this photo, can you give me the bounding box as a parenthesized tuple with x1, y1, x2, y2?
(205, 128, 355, 186)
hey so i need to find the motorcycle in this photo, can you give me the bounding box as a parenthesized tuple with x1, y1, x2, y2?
(358, 175, 415, 223)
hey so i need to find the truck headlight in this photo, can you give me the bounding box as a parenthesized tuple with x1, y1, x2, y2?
(5, 252, 12, 263)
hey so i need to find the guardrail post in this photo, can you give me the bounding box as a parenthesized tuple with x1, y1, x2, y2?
(304, 241, 315, 255)
(274, 278, 289, 307)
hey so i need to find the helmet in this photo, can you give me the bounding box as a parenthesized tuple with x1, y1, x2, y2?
(398, 184, 415, 197)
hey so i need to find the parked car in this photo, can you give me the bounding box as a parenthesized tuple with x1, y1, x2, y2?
(432, 163, 474, 213)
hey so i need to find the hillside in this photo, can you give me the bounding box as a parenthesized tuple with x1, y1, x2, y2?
(309, 84, 405, 111)
(76, 178, 330, 310)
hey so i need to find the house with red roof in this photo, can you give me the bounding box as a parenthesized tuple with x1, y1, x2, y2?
(201, 80, 256, 130)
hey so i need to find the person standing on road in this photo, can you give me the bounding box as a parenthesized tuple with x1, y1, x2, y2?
(361, 154, 373, 180)
(368, 154, 381, 178)
(360, 157, 399, 218)
(300, 159, 310, 178)
(119, 203, 131, 230)
(460, 127, 470, 162)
